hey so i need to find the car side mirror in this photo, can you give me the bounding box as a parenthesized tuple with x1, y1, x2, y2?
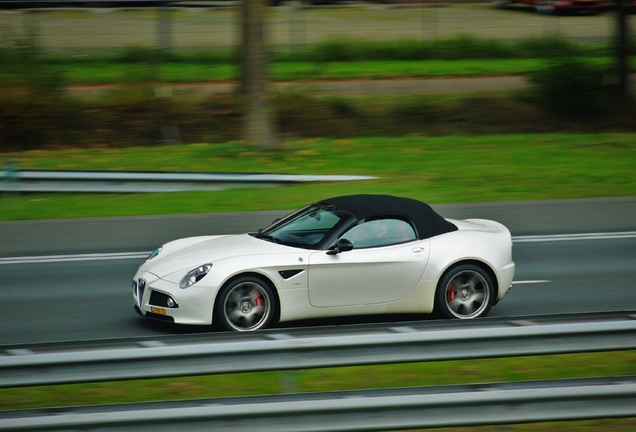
(326, 238, 354, 255)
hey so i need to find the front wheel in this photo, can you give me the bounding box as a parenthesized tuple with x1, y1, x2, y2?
(215, 276, 277, 331)
(435, 264, 495, 320)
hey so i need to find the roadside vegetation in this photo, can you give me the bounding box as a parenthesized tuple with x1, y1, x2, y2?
(1, 36, 635, 152)
(0, 36, 632, 84)
(1, 133, 635, 220)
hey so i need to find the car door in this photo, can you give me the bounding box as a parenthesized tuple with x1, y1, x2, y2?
(307, 218, 430, 308)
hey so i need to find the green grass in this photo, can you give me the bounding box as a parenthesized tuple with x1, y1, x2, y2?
(1, 133, 635, 220)
(274, 58, 568, 80)
(4, 57, 625, 85)
(1, 36, 631, 85)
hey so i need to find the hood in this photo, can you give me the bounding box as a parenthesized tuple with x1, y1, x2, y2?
(144, 233, 293, 279)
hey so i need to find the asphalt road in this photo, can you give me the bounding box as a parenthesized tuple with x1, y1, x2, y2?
(2, 196, 635, 257)
(1, 196, 635, 346)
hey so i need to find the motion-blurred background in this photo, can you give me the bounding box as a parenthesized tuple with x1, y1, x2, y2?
(0, 0, 634, 218)
(0, 2, 635, 430)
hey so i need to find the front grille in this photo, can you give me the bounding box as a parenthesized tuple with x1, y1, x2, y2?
(133, 279, 146, 306)
(132, 280, 138, 303)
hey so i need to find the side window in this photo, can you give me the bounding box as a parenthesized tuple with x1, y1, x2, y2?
(342, 218, 416, 249)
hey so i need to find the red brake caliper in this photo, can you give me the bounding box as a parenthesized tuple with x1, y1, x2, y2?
(448, 283, 456, 302)
(253, 291, 263, 308)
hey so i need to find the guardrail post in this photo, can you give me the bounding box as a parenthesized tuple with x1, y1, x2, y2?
(2, 158, 18, 184)
(2, 157, 20, 211)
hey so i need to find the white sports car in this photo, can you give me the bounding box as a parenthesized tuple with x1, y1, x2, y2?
(132, 194, 515, 331)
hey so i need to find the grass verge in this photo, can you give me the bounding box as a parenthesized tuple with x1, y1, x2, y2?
(39, 57, 621, 84)
(1, 133, 635, 220)
(1, 36, 632, 85)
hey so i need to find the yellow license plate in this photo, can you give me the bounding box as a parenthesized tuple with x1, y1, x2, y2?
(151, 307, 166, 315)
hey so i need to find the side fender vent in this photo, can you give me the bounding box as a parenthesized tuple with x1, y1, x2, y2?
(279, 269, 304, 280)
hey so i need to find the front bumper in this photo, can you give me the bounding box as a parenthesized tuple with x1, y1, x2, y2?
(132, 273, 217, 325)
(134, 304, 174, 323)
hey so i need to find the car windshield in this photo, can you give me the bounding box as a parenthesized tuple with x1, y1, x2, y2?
(256, 205, 346, 249)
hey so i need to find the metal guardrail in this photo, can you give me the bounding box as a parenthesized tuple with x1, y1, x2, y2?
(2, 376, 636, 431)
(1, 312, 636, 430)
(0, 170, 376, 193)
(1, 311, 636, 388)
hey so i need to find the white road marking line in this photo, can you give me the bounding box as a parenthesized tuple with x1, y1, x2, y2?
(266, 333, 295, 340)
(390, 326, 418, 333)
(511, 280, 551, 285)
(138, 341, 167, 348)
(509, 320, 537, 326)
(1, 231, 634, 265)
(6, 349, 34, 356)
(513, 231, 636, 243)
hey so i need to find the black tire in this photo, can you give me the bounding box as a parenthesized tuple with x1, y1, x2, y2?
(215, 276, 277, 331)
(435, 264, 495, 320)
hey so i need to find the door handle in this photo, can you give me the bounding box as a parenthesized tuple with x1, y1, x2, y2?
(411, 247, 425, 253)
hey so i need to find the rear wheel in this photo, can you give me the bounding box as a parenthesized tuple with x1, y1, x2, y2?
(216, 276, 277, 331)
(435, 264, 495, 319)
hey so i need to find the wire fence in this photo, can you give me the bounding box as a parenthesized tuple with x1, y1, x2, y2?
(0, 2, 628, 55)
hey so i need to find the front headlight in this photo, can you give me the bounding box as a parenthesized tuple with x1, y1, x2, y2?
(146, 246, 162, 262)
(179, 264, 213, 289)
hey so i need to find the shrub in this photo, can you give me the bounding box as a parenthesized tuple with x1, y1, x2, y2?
(111, 46, 166, 64)
(529, 57, 606, 115)
(390, 98, 438, 124)
(0, 37, 74, 150)
(515, 37, 599, 59)
(436, 36, 513, 60)
(274, 91, 365, 137)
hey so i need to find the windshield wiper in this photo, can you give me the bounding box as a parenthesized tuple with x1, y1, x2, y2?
(251, 229, 281, 244)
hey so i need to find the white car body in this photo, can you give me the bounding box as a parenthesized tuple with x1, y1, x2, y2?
(132, 195, 515, 330)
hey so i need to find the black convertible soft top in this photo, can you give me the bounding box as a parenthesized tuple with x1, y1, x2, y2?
(319, 194, 457, 240)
